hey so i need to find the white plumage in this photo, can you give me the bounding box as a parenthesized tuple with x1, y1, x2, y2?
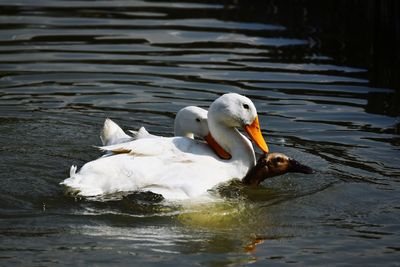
(61, 93, 269, 200)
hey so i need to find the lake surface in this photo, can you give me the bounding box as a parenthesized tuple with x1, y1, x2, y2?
(1, 0, 399, 266)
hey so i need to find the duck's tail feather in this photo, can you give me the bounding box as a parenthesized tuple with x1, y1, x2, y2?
(129, 127, 153, 139)
(69, 165, 77, 178)
(100, 118, 132, 146)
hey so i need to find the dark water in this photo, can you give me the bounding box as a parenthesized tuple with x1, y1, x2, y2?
(1, 0, 400, 266)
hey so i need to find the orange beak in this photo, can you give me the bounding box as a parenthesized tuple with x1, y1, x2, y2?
(204, 133, 232, 160)
(244, 116, 269, 153)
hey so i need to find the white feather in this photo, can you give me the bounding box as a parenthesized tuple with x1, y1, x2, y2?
(61, 93, 267, 200)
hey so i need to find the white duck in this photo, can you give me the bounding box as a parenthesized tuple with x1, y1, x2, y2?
(101, 106, 210, 146)
(174, 106, 209, 139)
(101, 106, 230, 159)
(102, 115, 313, 188)
(61, 93, 269, 200)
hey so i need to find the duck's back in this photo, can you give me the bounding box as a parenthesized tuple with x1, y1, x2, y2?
(61, 136, 235, 199)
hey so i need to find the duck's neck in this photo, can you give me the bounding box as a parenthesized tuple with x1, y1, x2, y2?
(174, 121, 193, 138)
(209, 120, 256, 174)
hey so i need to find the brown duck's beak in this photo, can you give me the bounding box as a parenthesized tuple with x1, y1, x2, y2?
(288, 158, 314, 174)
(244, 116, 269, 154)
(204, 133, 232, 160)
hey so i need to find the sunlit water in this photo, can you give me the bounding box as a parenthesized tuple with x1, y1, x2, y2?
(1, 0, 399, 266)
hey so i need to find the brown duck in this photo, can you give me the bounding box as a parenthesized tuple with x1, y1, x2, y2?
(242, 153, 313, 186)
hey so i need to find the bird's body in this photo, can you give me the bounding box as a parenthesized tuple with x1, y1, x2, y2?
(101, 106, 210, 146)
(61, 93, 269, 200)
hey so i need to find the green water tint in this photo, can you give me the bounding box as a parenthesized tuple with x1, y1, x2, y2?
(178, 199, 259, 229)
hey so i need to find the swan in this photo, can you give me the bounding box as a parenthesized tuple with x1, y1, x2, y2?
(61, 93, 269, 200)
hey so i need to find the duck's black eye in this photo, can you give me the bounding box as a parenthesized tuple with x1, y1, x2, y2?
(243, 104, 249, 110)
(195, 118, 201, 122)
(273, 157, 283, 165)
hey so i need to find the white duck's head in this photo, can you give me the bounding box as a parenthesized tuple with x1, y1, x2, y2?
(208, 93, 269, 156)
(174, 106, 209, 139)
(174, 105, 231, 159)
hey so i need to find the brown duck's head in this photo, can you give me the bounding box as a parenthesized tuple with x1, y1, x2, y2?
(242, 152, 314, 186)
